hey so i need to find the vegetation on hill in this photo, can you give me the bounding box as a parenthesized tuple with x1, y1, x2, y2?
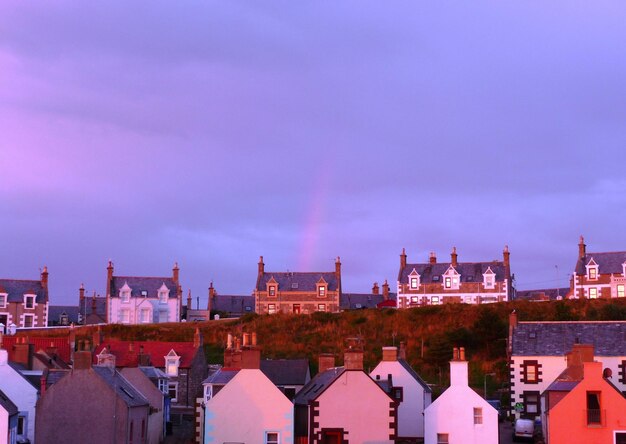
(26, 298, 626, 400)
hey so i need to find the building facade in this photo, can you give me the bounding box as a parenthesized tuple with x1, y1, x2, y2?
(0, 268, 49, 329)
(254, 256, 342, 315)
(397, 247, 512, 308)
(571, 236, 626, 299)
(106, 261, 182, 324)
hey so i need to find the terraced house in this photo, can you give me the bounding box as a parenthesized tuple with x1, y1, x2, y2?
(572, 236, 626, 299)
(396, 246, 512, 307)
(254, 256, 342, 314)
(0, 267, 49, 329)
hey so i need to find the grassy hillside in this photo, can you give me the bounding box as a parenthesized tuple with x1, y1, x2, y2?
(27, 298, 626, 398)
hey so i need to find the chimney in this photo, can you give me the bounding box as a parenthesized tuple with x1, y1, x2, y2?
(226, 333, 233, 349)
(40, 369, 48, 395)
(41, 266, 49, 290)
(382, 280, 390, 300)
(73, 350, 92, 370)
(251, 332, 257, 346)
(335, 257, 342, 294)
(92, 326, 103, 348)
(242, 333, 250, 347)
(372, 282, 379, 295)
(69, 327, 76, 362)
(79, 283, 85, 302)
(318, 353, 335, 373)
(450, 347, 468, 386)
(578, 235, 586, 260)
(208, 282, 217, 311)
(344, 348, 364, 370)
(451, 247, 458, 267)
(138, 346, 150, 366)
(503, 245, 510, 270)
(508, 310, 518, 357)
(91, 294, 97, 312)
(172, 262, 180, 286)
(567, 344, 594, 367)
(194, 328, 203, 348)
(429, 252, 437, 264)
(258, 256, 265, 275)
(382, 346, 398, 361)
(400, 248, 407, 270)
(399, 341, 407, 360)
(13, 341, 34, 370)
(187, 290, 192, 310)
(106, 260, 114, 297)
(241, 346, 261, 369)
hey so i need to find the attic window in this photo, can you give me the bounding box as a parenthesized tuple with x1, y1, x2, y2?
(318, 286, 326, 298)
(268, 285, 276, 297)
(141, 290, 148, 297)
(467, 276, 474, 282)
(432, 276, 440, 282)
(529, 332, 537, 339)
(291, 283, 299, 289)
(24, 295, 35, 309)
(121, 387, 134, 399)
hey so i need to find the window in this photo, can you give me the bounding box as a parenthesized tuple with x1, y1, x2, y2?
(431, 296, 440, 305)
(616, 432, 626, 444)
(129, 421, 134, 444)
(589, 288, 598, 299)
(120, 309, 130, 324)
(0, 294, 6, 308)
(618, 284, 625, 298)
(445, 277, 452, 288)
(318, 286, 326, 297)
(167, 382, 178, 402)
(410, 296, 418, 305)
(317, 304, 326, 312)
(158, 379, 167, 394)
(589, 267, 597, 280)
(268, 304, 276, 314)
(410, 276, 418, 289)
(522, 360, 541, 384)
(292, 304, 301, 314)
(23, 315, 34, 328)
(474, 407, 483, 424)
(139, 308, 151, 323)
(432, 275, 440, 282)
(17, 415, 26, 436)
(620, 360, 626, 384)
(121, 290, 130, 303)
(393, 387, 403, 402)
(60, 313, 69, 325)
(24, 295, 35, 309)
(159, 291, 168, 304)
(586, 391, 602, 425)
(269, 285, 276, 296)
(523, 391, 540, 415)
(165, 355, 180, 376)
(437, 433, 449, 444)
(265, 432, 279, 444)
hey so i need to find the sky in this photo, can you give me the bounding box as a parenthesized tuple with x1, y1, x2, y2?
(1, 1, 626, 306)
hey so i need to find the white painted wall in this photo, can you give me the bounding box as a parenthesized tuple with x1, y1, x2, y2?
(0, 350, 38, 444)
(316, 370, 394, 444)
(0, 407, 9, 444)
(424, 361, 498, 444)
(205, 369, 293, 444)
(370, 360, 431, 439)
(109, 297, 179, 324)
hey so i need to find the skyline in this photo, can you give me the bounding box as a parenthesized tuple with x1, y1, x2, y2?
(2, 2, 626, 305)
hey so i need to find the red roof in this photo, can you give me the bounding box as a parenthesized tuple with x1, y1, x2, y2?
(93, 341, 199, 368)
(2, 336, 71, 363)
(377, 299, 397, 309)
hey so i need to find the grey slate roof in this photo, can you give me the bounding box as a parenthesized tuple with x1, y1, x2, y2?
(260, 359, 310, 386)
(138, 366, 168, 380)
(340, 293, 397, 310)
(257, 272, 339, 292)
(515, 288, 570, 301)
(79, 297, 107, 323)
(575, 252, 626, 275)
(399, 262, 506, 285)
(92, 366, 150, 407)
(111, 276, 178, 299)
(211, 295, 255, 315)
(202, 368, 240, 385)
(294, 366, 345, 405)
(0, 389, 18, 416)
(0, 279, 47, 303)
(398, 359, 432, 393)
(512, 322, 626, 356)
(48, 305, 80, 325)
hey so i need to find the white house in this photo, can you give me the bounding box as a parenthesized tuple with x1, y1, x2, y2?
(424, 347, 498, 444)
(0, 388, 18, 444)
(105, 261, 182, 324)
(0, 348, 39, 444)
(508, 313, 626, 420)
(370, 344, 432, 441)
(204, 368, 293, 444)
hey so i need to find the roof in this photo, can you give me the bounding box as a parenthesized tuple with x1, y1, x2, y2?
(399, 261, 507, 285)
(260, 358, 310, 386)
(515, 288, 570, 301)
(2, 336, 72, 363)
(45, 369, 70, 388)
(512, 322, 626, 356)
(340, 293, 397, 310)
(294, 366, 345, 405)
(92, 366, 150, 407)
(0, 279, 47, 303)
(257, 272, 339, 292)
(79, 297, 107, 322)
(48, 305, 81, 325)
(211, 295, 255, 315)
(202, 368, 240, 385)
(575, 251, 626, 275)
(93, 341, 200, 368)
(0, 389, 18, 416)
(138, 366, 168, 380)
(398, 359, 432, 393)
(111, 276, 178, 299)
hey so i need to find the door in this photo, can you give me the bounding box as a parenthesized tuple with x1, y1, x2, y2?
(293, 304, 301, 314)
(0, 314, 7, 333)
(321, 429, 343, 444)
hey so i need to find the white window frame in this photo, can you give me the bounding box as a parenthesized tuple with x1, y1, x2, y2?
(23, 294, 36, 309)
(23, 314, 34, 328)
(317, 304, 326, 312)
(139, 308, 151, 323)
(473, 407, 483, 425)
(167, 381, 178, 402)
(158, 378, 167, 394)
(17, 413, 27, 438)
(617, 284, 625, 298)
(158, 283, 170, 304)
(0, 293, 7, 308)
(586, 261, 599, 280)
(268, 303, 277, 314)
(165, 352, 180, 376)
(317, 285, 326, 298)
(589, 288, 598, 299)
(120, 308, 130, 324)
(409, 269, 420, 290)
(483, 268, 496, 289)
(431, 296, 440, 305)
(120, 283, 132, 303)
(267, 283, 277, 297)
(265, 431, 280, 444)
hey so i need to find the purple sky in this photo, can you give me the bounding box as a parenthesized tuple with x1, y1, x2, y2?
(2, 2, 626, 306)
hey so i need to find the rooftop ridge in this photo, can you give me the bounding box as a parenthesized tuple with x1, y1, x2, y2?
(264, 271, 336, 275)
(518, 320, 626, 324)
(584, 251, 626, 255)
(113, 275, 174, 280)
(405, 261, 504, 266)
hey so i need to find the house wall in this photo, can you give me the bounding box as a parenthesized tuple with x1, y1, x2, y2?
(547, 362, 626, 444)
(424, 384, 498, 444)
(573, 271, 626, 299)
(0, 408, 9, 444)
(397, 285, 508, 308)
(255, 291, 341, 314)
(120, 368, 164, 444)
(109, 297, 179, 324)
(315, 370, 394, 444)
(0, 301, 48, 328)
(371, 361, 430, 439)
(205, 369, 293, 444)
(0, 350, 38, 444)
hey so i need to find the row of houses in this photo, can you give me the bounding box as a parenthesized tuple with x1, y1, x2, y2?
(5, 236, 625, 329)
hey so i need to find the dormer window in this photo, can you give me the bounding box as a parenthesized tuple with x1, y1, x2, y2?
(24, 294, 36, 309)
(0, 294, 7, 308)
(165, 350, 180, 376)
(586, 259, 599, 280)
(408, 269, 420, 290)
(269, 285, 276, 296)
(318, 286, 326, 297)
(483, 267, 496, 289)
(158, 283, 170, 304)
(443, 267, 460, 290)
(119, 283, 132, 303)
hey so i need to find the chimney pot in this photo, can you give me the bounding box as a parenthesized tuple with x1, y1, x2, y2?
(318, 353, 335, 373)
(382, 346, 398, 361)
